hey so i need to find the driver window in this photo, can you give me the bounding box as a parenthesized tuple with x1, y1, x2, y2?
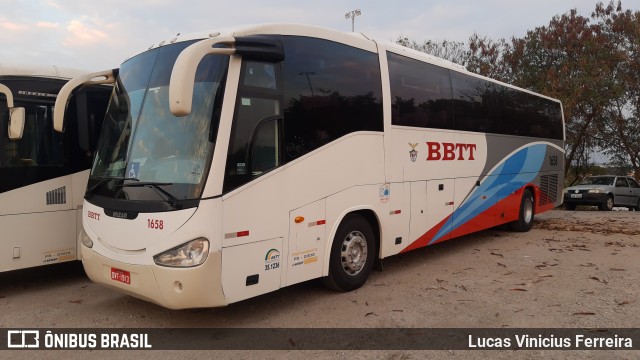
(223, 60, 282, 193)
(251, 119, 279, 175)
(224, 96, 281, 192)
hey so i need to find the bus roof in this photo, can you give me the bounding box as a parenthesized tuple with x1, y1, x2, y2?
(135, 23, 379, 60)
(0, 64, 87, 80)
(133, 23, 561, 104)
(136, 23, 468, 73)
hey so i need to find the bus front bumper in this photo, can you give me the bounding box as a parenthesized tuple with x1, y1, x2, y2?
(81, 245, 228, 309)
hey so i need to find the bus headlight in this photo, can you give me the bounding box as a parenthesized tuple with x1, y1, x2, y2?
(153, 238, 209, 267)
(79, 227, 93, 248)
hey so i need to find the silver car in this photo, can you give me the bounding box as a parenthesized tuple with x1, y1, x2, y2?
(563, 175, 640, 211)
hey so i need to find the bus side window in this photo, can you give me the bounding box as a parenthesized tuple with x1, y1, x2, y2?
(388, 52, 453, 130)
(281, 36, 383, 163)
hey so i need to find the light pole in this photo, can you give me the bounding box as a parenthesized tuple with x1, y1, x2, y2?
(344, 9, 362, 32)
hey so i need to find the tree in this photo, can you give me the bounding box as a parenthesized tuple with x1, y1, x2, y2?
(590, 2, 640, 179)
(396, 36, 470, 66)
(399, 1, 640, 182)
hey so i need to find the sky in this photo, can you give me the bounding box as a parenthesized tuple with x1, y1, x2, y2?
(1, 0, 639, 71)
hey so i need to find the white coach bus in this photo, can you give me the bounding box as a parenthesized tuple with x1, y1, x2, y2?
(0, 65, 111, 272)
(53, 24, 564, 309)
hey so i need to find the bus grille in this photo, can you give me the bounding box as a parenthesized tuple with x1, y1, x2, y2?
(46, 186, 67, 205)
(539, 174, 558, 206)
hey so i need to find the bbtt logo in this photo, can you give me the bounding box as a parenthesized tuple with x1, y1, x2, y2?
(7, 330, 39, 348)
(426, 142, 477, 161)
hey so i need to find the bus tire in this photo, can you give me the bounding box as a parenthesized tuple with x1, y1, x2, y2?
(322, 214, 375, 292)
(510, 189, 534, 232)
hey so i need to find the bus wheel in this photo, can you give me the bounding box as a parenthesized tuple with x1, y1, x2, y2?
(322, 214, 375, 292)
(510, 189, 534, 232)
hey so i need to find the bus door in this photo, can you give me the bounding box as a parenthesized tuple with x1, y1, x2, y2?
(221, 60, 285, 302)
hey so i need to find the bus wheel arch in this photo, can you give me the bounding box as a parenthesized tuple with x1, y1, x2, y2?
(322, 209, 380, 292)
(509, 187, 535, 232)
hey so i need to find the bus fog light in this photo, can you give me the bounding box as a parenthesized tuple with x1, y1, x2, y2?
(79, 228, 93, 248)
(154, 238, 209, 267)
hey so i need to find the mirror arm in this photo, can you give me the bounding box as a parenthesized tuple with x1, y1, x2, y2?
(0, 83, 15, 108)
(169, 37, 235, 117)
(53, 69, 117, 132)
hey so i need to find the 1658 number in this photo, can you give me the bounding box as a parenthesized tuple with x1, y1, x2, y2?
(148, 219, 164, 230)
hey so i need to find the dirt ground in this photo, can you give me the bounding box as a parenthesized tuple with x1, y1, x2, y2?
(1, 208, 639, 359)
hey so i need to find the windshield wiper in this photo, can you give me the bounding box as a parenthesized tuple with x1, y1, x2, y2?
(86, 176, 126, 195)
(118, 182, 181, 209)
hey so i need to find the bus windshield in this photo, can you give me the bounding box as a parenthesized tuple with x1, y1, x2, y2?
(88, 41, 229, 206)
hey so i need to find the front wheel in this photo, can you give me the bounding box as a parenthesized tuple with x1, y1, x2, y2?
(599, 195, 614, 211)
(322, 214, 376, 292)
(510, 189, 535, 232)
(565, 203, 577, 211)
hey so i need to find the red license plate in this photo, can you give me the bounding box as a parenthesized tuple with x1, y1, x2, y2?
(110, 267, 131, 285)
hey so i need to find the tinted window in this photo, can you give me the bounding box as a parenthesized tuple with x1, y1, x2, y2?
(0, 78, 110, 195)
(388, 52, 453, 129)
(0, 97, 62, 168)
(281, 36, 383, 162)
(496, 86, 563, 140)
(628, 178, 640, 188)
(224, 60, 282, 193)
(451, 72, 497, 133)
(0, 79, 68, 170)
(387, 52, 563, 140)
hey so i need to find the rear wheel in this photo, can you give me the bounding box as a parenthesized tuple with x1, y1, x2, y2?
(322, 214, 376, 292)
(599, 195, 614, 211)
(510, 189, 534, 232)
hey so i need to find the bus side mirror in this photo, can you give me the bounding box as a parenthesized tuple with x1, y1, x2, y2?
(53, 69, 117, 132)
(8, 107, 25, 140)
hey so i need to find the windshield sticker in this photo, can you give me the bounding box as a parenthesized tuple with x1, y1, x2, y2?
(241, 98, 251, 106)
(237, 163, 246, 175)
(191, 164, 202, 178)
(127, 162, 140, 179)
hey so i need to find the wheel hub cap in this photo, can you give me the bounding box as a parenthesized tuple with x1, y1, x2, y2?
(341, 231, 368, 276)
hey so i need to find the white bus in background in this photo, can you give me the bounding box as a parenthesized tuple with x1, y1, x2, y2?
(0, 65, 111, 272)
(54, 24, 564, 309)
